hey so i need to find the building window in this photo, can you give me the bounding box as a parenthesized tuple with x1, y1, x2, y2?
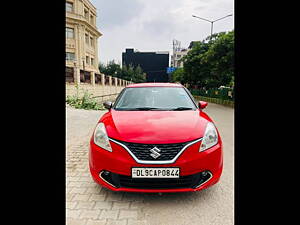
(85, 33, 89, 44)
(84, 8, 89, 19)
(66, 27, 74, 38)
(86, 56, 90, 64)
(66, 2, 73, 12)
(66, 52, 75, 61)
(90, 37, 94, 47)
(91, 58, 94, 66)
(90, 15, 94, 24)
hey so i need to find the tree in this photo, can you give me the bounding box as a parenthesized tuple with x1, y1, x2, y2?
(99, 61, 145, 83)
(182, 41, 211, 87)
(99, 61, 146, 83)
(99, 60, 122, 78)
(171, 68, 185, 84)
(133, 65, 146, 83)
(98, 62, 106, 74)
(120, 64, 146, 83)
(203, 31, 234, 88)
(182, 30, 234, 89)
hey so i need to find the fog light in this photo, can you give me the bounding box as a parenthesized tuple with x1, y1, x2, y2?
(194, 171, 213, 189)
(103, 171, 110, 176)
(99, 171, 119, 188)
(202, 171, 208, 176)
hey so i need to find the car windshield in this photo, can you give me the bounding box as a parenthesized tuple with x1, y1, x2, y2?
(114, 87, 197, 111)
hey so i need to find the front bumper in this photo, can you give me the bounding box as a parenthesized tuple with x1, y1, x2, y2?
(89, 139, 223, 193)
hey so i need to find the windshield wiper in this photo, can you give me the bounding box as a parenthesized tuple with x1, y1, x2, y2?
(131, 107, 162, 111)
(170, 107, 194, 111)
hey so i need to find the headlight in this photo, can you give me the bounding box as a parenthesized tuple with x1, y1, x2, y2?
(93, 123, 112, 152)
(199, 122, 218, 152)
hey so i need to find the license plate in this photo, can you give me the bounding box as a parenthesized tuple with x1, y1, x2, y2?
(131, 167, 180, 178)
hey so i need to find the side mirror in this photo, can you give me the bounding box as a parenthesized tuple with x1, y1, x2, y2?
(199, 101, 208, 109)
(103, 101, 113, 110)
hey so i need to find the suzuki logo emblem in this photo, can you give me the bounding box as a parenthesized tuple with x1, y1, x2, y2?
(150, 147, 161, 159)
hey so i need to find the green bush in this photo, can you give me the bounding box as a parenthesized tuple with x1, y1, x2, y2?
(66, 90, 105, 110)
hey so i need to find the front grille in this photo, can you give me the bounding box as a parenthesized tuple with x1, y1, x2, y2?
(116, 140, 191, 161)
(99, 170, 212, 190)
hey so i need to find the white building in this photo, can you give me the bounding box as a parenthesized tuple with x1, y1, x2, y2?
(170, 40, 201, 68)
(171, 48, 189, 68)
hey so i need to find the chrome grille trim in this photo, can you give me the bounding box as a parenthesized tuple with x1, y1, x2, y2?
(108, 138, 202, 165)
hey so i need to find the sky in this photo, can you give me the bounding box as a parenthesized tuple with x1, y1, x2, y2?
(90, 0, 234, 65)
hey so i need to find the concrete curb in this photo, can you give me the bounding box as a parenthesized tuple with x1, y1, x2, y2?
(194, 95, 234, 108)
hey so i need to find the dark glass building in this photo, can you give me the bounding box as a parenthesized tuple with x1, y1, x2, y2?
(122, 48, 169, 82)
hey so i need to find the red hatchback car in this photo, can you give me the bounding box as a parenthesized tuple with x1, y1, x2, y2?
(89, 83, 223, 193)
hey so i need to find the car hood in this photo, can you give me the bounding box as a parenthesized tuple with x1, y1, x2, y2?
(101, 110, 211, 144)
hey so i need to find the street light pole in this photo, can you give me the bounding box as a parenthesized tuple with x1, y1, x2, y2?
(192, 14, 233, 40)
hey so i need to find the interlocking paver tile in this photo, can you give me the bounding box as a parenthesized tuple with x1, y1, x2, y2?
(85, 187, 102, 194)
(67, 209, 82, 219)
(67, 193, 75, 201)
(81, 182, 93, 188)
(106, 219, 128, 225)
(76, 201, 96, 210)
(118, 210, 138, 220)
(99, 210, 119, 219)
(66, 217, 87, 225)
(127, 219, 149, 225)
(80, 210, 101, 220)
(86, 219, 107, 225)
(106, 193, 124, 201)
(88, 193, 106, 201)
(67, 176, 80, 182)
(70, 187, 87, 194)
(112, 202, 130, 210)
(94, 201, 113, 210)
(67, 201, 78, 209)
(122, 193, 144, 202)
(69, 181, 85, 188)
(73, 194, 91, 201)
(129, 202, 146, 210)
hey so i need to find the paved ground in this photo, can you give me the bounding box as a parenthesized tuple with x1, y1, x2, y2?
(66, 103, 234, 225)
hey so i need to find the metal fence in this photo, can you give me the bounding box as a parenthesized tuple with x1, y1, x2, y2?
(190, 88, 234, 101)
(194, 95, 234, 107)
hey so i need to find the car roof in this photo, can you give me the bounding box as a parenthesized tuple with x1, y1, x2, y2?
(126, 83, 183, 88)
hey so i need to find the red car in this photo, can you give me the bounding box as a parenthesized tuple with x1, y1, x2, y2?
(89, 83, 223, 193)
